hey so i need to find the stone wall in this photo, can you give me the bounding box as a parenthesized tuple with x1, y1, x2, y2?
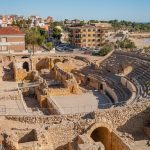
(13, 58, 31, 81)
(46, 88, 70, 96)
(35, 87, 47, 108)
(13, 56, 65, 82)
(121, 77, 136, 103)
(0, 63, 3, 81)
(5, 101, 150, 150)
(111, 132, 130, 150)
(54, 62, 82, 94)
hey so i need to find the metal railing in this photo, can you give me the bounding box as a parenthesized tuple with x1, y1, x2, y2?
(0, 101, 127, 116)
(0, 99, 149, 116)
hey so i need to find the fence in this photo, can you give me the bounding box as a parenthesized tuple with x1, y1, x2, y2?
(0, 100, 128, 116)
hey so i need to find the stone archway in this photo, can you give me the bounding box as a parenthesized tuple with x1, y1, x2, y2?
(91, 127, 111, 150)
(23, 62, 29, 72)
(87, 123, 112, 150)
(53, 59, 61, 65)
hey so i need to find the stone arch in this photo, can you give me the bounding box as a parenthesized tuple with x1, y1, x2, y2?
(23, 61, 29, 72)
(87, 122, 113, 150)
(21, 56, 29, 59)
(85, 77, 91, 85)
(62, 58, 69, 63)
(53, 58, 61, 65)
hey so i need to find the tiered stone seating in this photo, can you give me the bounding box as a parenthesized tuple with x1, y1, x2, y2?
(101, 51, 150, 101)
(103, 74, 131, 102)
(80, 51, 150, 106)
(81, 70, 131, 104)
(127, 61, 150, 99)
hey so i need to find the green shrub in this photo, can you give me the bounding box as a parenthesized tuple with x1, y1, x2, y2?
(118, 38, 136, 49)
(99, 45, 113, 56)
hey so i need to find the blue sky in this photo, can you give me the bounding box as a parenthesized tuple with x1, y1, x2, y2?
(0, 0, 150, 22)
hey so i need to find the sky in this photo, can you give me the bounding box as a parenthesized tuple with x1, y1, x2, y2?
(0, 0, 150, 22)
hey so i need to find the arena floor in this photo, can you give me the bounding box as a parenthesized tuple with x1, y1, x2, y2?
(51, 90, 112, 114)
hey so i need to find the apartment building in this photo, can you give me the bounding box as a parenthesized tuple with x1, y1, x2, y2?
(69, 23, 112, 49)
(0, 27, 25, 53)
(0, 15, 19, 27)
(29, 16, 53, 29)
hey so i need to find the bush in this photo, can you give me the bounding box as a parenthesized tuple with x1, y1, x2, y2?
(99, 45, 113, 56)
(92, 51, 100, 56)
(144, 47, 150, 54)
(46, 42, 53, 51)
(147, 81, 150, 85)
(118, 38, 136, 49)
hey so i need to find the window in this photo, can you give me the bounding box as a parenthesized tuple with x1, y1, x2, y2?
(88, 29, 91, 32)
(88, 39, 91, 42)
(88, 34, 91, 37)
(93, 34, 95, 37)
(1, 37, 7, 42)
(1, 46, 7, 51)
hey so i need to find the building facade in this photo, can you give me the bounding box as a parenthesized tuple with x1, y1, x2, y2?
(0, 27, 25, 52)
(0, 15, 19, 27)
(69, 23, 112, 49)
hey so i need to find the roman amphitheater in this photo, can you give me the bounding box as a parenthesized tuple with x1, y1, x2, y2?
(0, 50, 149, 150)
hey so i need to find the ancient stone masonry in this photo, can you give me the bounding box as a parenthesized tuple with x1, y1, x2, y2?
(0, 62, 3, 82)
(54, 61, 82, 95)
(3, 101, 150, 150)
(0, 51, 150, 150)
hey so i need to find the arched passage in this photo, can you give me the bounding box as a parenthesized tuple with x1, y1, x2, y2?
(90, 127, 112, 150)
(23, 62, 29, 72)
(53, 59, 61, 65)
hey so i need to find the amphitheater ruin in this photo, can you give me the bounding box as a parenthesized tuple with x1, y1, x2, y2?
(0, 50, 149, 150)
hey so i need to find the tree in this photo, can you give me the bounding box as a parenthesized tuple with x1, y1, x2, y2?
(88, 20, 99, 24)
(99, 44, 113, 56)
(117, 38, 136, 49)
(76, 21, 86, 26)
(12, 19, 32, 29)
(26, 19, 32, 28)
(46, 42, 53, 51)
(108, 20, 150, 32)
(143, 47, 150, 54)
(25, 28, 45, 55)
(37, 28, 48, 38)
(52, 27, 62, 40)
(51, 21, 64, 28)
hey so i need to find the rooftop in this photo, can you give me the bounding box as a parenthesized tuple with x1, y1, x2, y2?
(0, 26, 25, 35)
(69, 23, 112, 30)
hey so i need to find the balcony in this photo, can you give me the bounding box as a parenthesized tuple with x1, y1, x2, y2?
(75, 40, 81, 44)
(75, 35, 81, 39)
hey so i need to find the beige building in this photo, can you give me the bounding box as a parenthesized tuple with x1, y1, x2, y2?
(0, 27, 25, 53)
(69, 23, 112, 49)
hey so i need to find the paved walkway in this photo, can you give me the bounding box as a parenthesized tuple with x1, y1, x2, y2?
(0, 81, 27, 115)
